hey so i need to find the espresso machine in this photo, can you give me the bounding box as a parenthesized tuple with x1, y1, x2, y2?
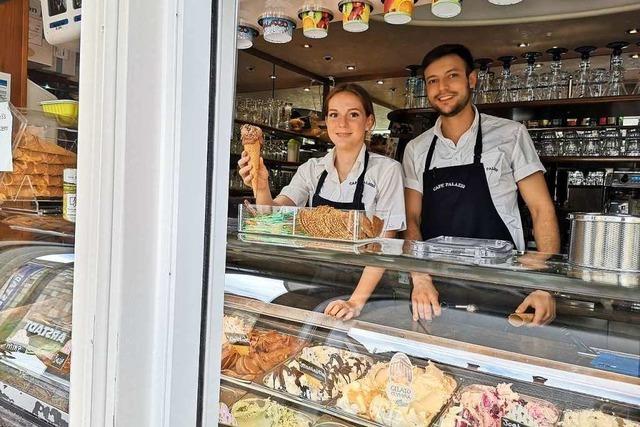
(604, 170, 640, 215)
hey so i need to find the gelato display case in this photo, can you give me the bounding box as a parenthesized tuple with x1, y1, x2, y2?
(0, 242, 73, 426)
(219, 232, 640, 426)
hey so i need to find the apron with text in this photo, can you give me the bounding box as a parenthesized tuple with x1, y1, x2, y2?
(420, 120, 514, 244)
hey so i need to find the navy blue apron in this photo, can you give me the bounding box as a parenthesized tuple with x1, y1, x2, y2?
(420, 119, 514, 244)
(311, 151, 369, 210)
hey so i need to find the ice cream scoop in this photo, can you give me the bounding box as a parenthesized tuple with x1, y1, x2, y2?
(240, 124, 264, 192)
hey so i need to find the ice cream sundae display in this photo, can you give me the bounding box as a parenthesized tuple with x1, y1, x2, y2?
(439, 383, 560, 427)
(336, 361, 457, 426)
(221, 318, 303, 381)
(263, 345, 373, 402)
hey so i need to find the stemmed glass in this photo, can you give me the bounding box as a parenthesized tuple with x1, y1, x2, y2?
(605, 41, 630, 96)
(404, 65, 422, 109)
(572, 46, 597, 98)
(473, 58, 493, 104)
(496, 56, 519, 103)
(520, 52, 542, 102)
(590, 68, 610, 97)
(545, 47, 568, 100)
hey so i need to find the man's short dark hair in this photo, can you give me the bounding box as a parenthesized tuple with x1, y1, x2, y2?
(421, 44, 474, 75)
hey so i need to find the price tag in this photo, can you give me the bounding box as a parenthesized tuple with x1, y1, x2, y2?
(0, 102, 13, 171)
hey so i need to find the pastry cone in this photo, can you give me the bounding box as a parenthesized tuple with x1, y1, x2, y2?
(240, 124, 263, 191)
(508, 312, 535, 327)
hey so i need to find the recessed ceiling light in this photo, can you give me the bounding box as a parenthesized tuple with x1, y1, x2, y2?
(627, 29, 639, 34)
(303, 87, 310, 92)
(535, 63, 542, 68)
(303, 43, 312, 48)
(246, 66, 255, 72)
(631, 53, 640, 59)
(377, 80, 384, 85)
(517, 42, 529, 48)
(270, 75, 277, 79)
(346, 65, 356, 71)
(552, 46, 558, 49)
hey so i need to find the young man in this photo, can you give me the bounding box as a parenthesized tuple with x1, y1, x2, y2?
(403, 44, 560, 326)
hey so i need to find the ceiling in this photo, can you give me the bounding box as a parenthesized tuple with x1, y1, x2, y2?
(236, 2, 640, 110)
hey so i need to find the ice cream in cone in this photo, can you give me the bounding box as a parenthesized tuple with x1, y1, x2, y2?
(240, 124, 264, 191)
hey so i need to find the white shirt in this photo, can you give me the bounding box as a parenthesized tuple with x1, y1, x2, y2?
(402, 108, 545, 250)
(279, 144, 407, 231)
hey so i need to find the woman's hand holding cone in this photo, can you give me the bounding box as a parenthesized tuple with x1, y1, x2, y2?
(238, 151, 269, 192)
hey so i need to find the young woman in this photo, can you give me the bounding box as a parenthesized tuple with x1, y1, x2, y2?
(238, 83, 406, 320)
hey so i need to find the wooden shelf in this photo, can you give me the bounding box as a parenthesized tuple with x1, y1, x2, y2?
(234, 119, 331, 146)
(388, 95, 640, 123)
(230, 153, 302, 168)
(528, 125, 637, 132)
(540, 156, 640, 163)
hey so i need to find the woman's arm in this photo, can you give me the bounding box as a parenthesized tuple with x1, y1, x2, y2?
(238, 153, 296, 206)
(325, 231, 396, 320)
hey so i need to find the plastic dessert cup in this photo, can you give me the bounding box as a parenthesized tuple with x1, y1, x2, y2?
(258, 13, 297, 44)
(382, 0, 418, 25)
(298, 6, 333, 39)
(338, 0, 373, 33)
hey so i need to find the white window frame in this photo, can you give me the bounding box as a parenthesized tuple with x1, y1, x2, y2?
(69, 0, 220, 424)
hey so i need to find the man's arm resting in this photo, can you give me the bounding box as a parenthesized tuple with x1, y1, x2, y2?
(517, 172, 560, 254)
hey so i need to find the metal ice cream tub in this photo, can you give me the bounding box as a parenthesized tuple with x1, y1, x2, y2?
(568, 213, 640, 272)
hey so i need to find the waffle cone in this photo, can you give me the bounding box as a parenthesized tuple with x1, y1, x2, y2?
(244, 143, 262, 191)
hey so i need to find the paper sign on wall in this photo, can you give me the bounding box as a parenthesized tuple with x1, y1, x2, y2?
(0, 102, 14, 171)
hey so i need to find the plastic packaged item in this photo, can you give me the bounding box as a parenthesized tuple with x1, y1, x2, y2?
(238, 204, 387, 242)
(411, 236, 514, 259)
(298, 6, 333, 39)
(338, 0, 373, 33)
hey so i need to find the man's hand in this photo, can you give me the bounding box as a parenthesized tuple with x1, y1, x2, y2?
(324, 299, 363, 321)
(411, 273, 441, 321)
(515, 290, 556, 326)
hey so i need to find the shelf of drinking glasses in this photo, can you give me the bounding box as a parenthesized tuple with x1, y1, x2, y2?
(387, 95, 640, 123)
(539, 156, 640, 163)
(527, 125, 638, 132)
(230, 153, 302, 169)
(234, 119, 331, 146)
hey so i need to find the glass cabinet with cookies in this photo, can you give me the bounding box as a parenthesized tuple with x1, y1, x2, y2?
(212, 228, 640, 427)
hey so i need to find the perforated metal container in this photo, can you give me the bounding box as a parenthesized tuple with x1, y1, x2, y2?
(568, 213, 640, 272)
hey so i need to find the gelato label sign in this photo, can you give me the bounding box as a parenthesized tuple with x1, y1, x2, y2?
(385, 352, 413, 406)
